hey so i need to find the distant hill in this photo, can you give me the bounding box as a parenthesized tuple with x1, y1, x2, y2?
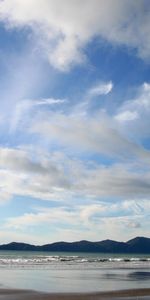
(126, 237, 150, 253)
(0, 237, 149, 253)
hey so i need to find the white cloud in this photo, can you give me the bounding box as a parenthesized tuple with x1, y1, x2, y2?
(88, 81, 113, 97)
(0, 1, 150, 70)
(30, 98, 66, 106)
(0, 147, 72, 202)
(115, 111, 138, 122)
(115, 82, 150, 139)
(74, 81, 113, 115)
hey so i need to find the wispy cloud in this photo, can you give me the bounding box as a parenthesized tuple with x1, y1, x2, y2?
(115, 82, 150, 139)
(115, 111, 138, 122)
(88, 81, 113, 97)
(26, 98, 67, 106)
(10, 97, 66, 132)
(31, 111, 150, 162)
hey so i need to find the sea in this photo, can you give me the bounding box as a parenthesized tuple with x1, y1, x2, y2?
(0, 251, 149, 293)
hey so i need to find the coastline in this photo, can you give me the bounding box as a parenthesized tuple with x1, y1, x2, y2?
(0, 288, 150, 300)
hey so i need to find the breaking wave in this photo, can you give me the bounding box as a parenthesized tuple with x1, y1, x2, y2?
(0, 255, 149, 267)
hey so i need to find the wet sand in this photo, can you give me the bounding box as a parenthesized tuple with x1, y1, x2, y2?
(0, 288, 150, 300)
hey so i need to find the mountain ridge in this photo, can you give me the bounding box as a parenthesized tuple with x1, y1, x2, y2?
(0, 236, 149, 253)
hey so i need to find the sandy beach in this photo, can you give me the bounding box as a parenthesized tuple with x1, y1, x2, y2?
(0, 289, 150, 300)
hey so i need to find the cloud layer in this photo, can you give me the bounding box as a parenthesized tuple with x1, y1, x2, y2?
(5, 199, 150, 242)
(0, 0, 150, 70)
(1, 144, 150, 205)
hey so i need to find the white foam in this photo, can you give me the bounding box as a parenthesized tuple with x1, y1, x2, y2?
(0, 255, 149, 268)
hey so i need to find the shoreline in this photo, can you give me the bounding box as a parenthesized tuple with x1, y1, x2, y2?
(0, 288, 150, 300)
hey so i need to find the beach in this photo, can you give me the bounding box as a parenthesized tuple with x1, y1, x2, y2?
(0, 288, 150, 300)
(0, 251, 149, 299)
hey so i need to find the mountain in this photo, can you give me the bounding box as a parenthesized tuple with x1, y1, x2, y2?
(0, 237, 149, 253)
(0, 242, 38, 251)
(96, 239, 128, 253)
(126, 236, 150, 254)
(42, 240, 105, 252)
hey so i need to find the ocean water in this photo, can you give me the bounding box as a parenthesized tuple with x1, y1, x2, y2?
(0, 251, 149, 293)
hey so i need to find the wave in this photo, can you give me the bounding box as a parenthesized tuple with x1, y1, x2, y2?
(0, 255, 149, 266)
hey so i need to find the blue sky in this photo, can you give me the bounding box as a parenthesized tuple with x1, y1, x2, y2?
(0, 0, 150, 244)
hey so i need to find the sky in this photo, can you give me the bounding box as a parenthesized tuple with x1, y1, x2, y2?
(0, 0, 150, 245)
